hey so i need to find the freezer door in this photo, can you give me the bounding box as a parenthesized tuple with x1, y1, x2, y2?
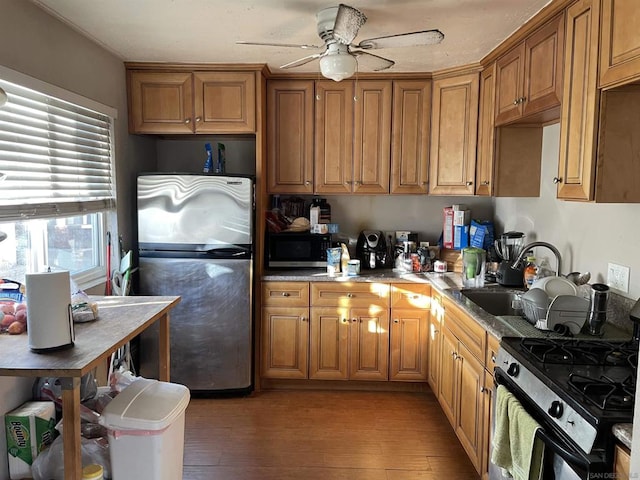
(137, 174, 253, 249)
(138, 256, 253, 391)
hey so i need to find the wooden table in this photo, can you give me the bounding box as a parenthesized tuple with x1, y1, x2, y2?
(0, 295, 180, 480)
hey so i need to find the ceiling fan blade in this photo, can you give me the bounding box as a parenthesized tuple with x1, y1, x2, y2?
(280, 53, 324, 69)
(333, 4, 367, 45)
(236, 41, 321, 50)
(352, 50, 395, 72)
(355, 29, 444, 50)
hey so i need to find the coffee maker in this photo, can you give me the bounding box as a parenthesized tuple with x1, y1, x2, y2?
(356, 230, 390, 269)
(494, 231, 526, 286)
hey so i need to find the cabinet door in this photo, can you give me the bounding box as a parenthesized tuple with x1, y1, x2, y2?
(429, 73, 479, 195)
(353, 81, 391, 194)
(522, 13, 565, 117)
(349, 307, 389, 381)
(481, 369, 494, 480)
(456, 342, 484, 473)
(261, 307, 309, 379)
(613, 444, 631, 478)
(557, 0, 600, 200)
(476, 64, 496, 196)
(267, 80, 314, 194)
(600, 0, 640, 88)
(390, 80, 431, 194)
(309, 307, 349, 380)
(315, 81, 354, 194)
(193, 71, 255, 133)
(494, 43, 525, 125)
(390, 308, 428, 382)
(128, 71, 194, 134)
(428, 294, 444, 393)
(438, 327, 458, 426)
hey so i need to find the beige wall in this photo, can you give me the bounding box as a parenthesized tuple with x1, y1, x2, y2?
(494, 123, 640, 301)
(0, 2, 155, 477)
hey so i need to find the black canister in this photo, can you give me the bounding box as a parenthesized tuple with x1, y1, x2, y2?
(587, 283, 609, 336)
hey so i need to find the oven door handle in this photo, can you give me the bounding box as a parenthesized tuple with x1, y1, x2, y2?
(536, 423, 590, 470)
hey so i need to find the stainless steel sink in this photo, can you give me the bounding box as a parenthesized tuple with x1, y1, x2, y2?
(460, 289, 522, 316)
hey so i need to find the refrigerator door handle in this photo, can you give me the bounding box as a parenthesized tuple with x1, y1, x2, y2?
(206, 247, 251, 258)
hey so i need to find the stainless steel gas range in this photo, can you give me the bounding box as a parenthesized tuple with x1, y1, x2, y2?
(491, 337, 637, 480)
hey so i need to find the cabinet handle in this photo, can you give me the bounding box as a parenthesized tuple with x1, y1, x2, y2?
(520, 96, 527, 104)
(491, 355, 496, 364)
(184, 118, 191, 124)
(452, 351, 458, 359)
(347, 293, 353, 298)
(305, 180, 311, 186)
(316, 94, 321, 101)
(352, 318, 358, 323)
(281, 292, 290, 297)
(553, 176, 563, 184)
(300, 316, 307, 322)
(195, 116, 202, 123)
(342, 318, 348, 323)
(466, 181, 473, 186)
(480, 386, 490, 394)
(513, 98, 519, 105)
(481, 181, 490, 186)
(433, 329, 439, 334)
(393, 319, 400, 324)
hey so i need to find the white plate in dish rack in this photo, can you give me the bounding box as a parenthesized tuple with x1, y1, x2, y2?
(531, 276, 578, 298)
(544, 295, 590, 334)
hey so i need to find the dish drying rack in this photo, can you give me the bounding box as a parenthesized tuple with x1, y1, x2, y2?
(519, 294, 590, 333)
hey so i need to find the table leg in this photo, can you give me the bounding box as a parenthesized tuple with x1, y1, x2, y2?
(60, 377, 82, 480)
(159, 312, 171, 382)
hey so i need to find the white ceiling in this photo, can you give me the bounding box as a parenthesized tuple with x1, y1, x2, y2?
(30, 0, 552, 74)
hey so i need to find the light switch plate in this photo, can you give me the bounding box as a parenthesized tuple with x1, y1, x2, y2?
(607, 262, 630, 293)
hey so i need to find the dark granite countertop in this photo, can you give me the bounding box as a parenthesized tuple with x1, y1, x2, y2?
(612, 424, 632, 450)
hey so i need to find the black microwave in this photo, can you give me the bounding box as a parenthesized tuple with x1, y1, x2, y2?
(267, 232, 332, 268)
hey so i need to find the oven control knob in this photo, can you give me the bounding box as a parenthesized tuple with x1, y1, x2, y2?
(507, 363, 519, 377)
(548, 401, 563, 418)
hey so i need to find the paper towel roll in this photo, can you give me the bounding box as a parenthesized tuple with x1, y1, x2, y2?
(25, 271, 74, 352)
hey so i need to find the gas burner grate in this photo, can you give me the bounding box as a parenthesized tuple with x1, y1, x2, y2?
(568, 373, 635, 411)
(519, 338, 639, 367)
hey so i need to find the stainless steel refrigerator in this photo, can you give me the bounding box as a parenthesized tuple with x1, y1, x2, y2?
(136, 173, 254, 393)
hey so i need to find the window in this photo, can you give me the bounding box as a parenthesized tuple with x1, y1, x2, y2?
(0, 66, 116, 289)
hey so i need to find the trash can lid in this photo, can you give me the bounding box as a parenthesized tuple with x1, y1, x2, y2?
(100, 378, 190, 431)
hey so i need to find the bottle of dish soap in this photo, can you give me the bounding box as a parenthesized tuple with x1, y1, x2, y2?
(523, 256, 537, 289)
(203, 143, 213, 173)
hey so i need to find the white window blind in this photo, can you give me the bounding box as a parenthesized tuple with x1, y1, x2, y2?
(0, 78, 114, 222)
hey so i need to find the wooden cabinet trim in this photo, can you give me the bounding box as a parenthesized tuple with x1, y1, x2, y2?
(262, 281, 310, 307)
(599, 0, 640, 88)
(310, 282, 390, 308)
(391, 283, 431, 309)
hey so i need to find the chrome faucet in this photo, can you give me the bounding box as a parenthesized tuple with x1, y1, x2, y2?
(511, 241, 562, 277)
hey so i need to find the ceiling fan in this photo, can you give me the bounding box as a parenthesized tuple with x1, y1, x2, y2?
(237, 4, 444, 82)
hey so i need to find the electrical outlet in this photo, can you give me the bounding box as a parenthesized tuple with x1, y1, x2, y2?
(607, 263, 630, 293)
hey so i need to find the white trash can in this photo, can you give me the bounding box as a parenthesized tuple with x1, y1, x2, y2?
(100, 378, 190, 480)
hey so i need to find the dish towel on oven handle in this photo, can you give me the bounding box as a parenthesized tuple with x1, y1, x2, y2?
(491, 384, 545, 480)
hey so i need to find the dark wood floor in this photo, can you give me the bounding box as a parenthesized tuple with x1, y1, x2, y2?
(183, 389, 480, 479)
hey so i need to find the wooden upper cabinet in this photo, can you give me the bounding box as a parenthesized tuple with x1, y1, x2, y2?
(600, 0, 640, 88)
(391, 80, 431, 194)
(314, 81, 354, 194)
(494, 13, 565, 126)
(429, 72, 479, 195)
(557, 0, 600, 201)
(127, 69, 256, 134)
(267, 80, 314, 194)
(128, 72, 194, 134)
(193, 71, 255, 133)
(353, 81, 392, 194)
(476, 64, 496, 196)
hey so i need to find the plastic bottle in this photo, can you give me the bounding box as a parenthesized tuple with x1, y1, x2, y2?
(203, 143, 213, 173)
(340, 243, 350, 275)
(523, 256, 537, 289)
(82, 464, 104, 480)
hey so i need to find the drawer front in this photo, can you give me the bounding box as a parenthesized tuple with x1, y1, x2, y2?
(391, 283, 431, 309)
(311, 282, 390, 308)
(444, 298, 487, 365)
(262, 282, 309, 307)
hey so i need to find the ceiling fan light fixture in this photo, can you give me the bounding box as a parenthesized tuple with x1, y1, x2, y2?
(319, 53, 357, 82)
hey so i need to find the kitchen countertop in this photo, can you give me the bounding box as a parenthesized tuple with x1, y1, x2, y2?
(263, 268, 634, 448)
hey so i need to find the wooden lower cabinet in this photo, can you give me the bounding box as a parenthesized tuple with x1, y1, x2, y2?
(309, 306, 389, 381)
(427, 292, 444, 393)
(613, 444, 631, 478)
(261, 306, 309, 379)
(481, 368, 494, 480)
(389, 308, 429, 381)
(439, 327, 484, 473)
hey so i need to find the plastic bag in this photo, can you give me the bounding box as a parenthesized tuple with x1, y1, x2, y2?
(31, 434, 110, 480)
(71, 287, 99, 323)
